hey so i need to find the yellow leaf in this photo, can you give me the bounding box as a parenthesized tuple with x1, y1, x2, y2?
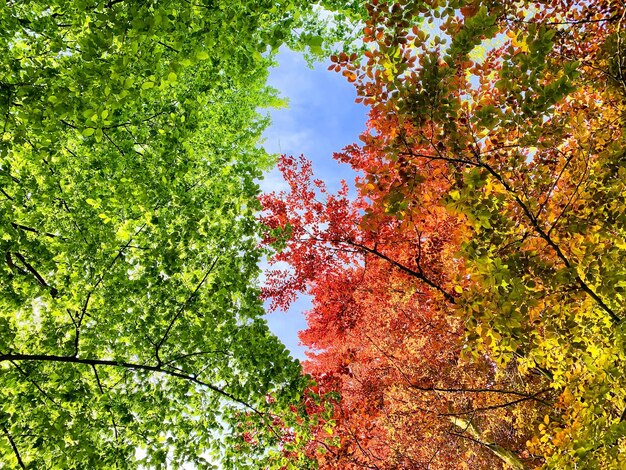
(512, 35, 529, 53)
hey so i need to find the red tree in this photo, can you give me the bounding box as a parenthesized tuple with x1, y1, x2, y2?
(265, 0, 626, 467)
(261, 155, 548, 468)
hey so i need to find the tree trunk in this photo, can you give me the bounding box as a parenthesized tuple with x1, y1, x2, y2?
(450, 416, 527, 470)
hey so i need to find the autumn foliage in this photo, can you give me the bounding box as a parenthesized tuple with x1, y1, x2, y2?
(262, 0, 626, 468)
(261, 155, 548, 468)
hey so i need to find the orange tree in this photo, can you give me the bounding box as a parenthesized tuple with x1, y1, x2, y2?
(261, 155, 548, 469)
(263, 0, 626, 468)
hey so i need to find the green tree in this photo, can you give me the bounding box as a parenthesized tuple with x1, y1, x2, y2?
(0, 0, 334, 467)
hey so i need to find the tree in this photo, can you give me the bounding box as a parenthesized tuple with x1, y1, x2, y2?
(264, 0, 626, 467)
(261, 155, 548, 468)
(324, 1, 625, 468)
(0, 0, 348, 467)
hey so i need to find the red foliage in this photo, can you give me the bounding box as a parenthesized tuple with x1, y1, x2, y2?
(259, 1, 626, 466)
(261, 155, 544, 468)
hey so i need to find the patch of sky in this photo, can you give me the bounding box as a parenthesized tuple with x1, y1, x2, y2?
(259, 47, 367, 360)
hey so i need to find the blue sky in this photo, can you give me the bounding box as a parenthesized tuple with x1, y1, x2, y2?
(259, 48, 367, 361)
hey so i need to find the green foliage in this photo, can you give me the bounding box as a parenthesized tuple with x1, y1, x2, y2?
(0, 0, 334, 467)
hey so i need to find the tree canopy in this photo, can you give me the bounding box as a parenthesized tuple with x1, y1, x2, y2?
(0, 0, 352, 467)
(4, 0, 626, 468)
(262, 0, 626, 468)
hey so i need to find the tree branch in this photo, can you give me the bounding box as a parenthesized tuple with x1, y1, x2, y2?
(449, 416, 527, 469)
(70, 291, 91, 357)
(154, 257, 219, 364)
(0, 187, 14, 201)
(2, 426, 26, 469)
(92, 224, 146, 291)
(474, 157, 620, 323)
(105, 0, 126, 7)
(9, 361, 63, 407)
(440, 388, 552, 415)
(11, 222, 62, 239)
(411, 383, 551, 401)
(157, 41, 180, 53)
(91, 365, 119, 440)
(0, 353, 265, 420)
(407, 134, 620, 323)
(342, 239, 456, 302)
(11, 252, 58, 298)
